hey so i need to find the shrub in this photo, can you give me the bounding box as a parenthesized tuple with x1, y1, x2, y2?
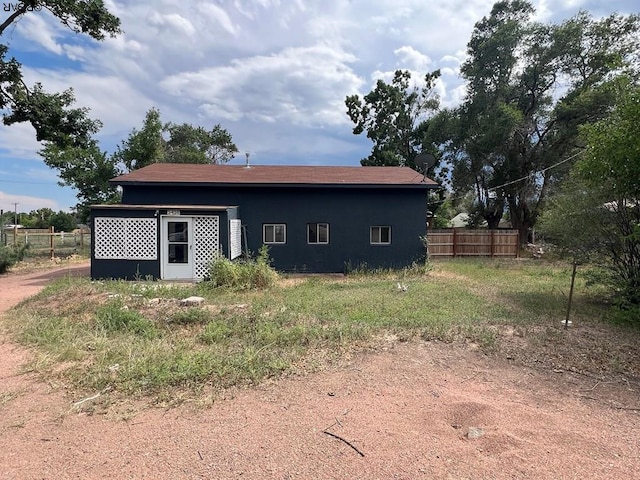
(206, 245, 278, 289)
(0, 244, 28, 274)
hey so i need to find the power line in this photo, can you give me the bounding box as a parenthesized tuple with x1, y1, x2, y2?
(486, 151, 582, 194)
(427, 150, 583, 206)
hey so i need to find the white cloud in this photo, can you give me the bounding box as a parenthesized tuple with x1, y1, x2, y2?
(160, 44, 362, 127)
(15, 13, 63, 55)
(0, 123, 43, 160)
(148, 12, 196, 37)
(0, 191, 59, 212)
(394, 46, 432, 71)
(22, 67, 157, 137)
(197, 4, 238, 35)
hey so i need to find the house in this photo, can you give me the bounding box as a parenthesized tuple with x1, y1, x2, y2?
(447, 212, 512, 229)
(90, 163, 438, 280)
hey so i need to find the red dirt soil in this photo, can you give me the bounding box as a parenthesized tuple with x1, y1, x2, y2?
(1, 263, 639, 479)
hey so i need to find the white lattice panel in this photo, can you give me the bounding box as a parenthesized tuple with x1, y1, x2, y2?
(94, 217, 126, 259)
(125, 218, 157, 260)
(229, 219, 242, 260)
(94, 217, 157, 260)
(193, 216, 219, 279)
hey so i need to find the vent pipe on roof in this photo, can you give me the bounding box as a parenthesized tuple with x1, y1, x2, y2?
(245, 152, 251, 168)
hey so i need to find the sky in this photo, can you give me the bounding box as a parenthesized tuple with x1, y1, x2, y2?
(0, 0, 637, 215)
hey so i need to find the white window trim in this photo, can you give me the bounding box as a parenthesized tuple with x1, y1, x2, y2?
(263, 223, 287, 244)
(370, 226, 391, 245)
(307, 223, 330, 244)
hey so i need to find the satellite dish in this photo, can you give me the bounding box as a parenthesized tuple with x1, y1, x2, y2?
(414, 153, 437, 173)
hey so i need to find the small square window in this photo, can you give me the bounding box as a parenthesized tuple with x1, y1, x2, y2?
(307, 223, 329, 244)
(263, 224, 286, 244)
(371, 226, 391, 245)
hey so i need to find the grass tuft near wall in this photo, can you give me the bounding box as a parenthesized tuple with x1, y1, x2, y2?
(206, 245, 279, 290)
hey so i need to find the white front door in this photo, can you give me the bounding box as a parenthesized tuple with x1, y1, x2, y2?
(161, 217, 193, 279)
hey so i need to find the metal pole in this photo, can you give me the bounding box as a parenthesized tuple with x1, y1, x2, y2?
(50, 226, 55, 260)
(565, 261, 578, 329)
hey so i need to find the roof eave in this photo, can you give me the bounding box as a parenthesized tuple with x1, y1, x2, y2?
(109, 180, 438, 189)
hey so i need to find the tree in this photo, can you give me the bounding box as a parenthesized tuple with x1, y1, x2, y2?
(21, 208, 55, 228)
(113, 108, 239, 168)
(163, 122, 238, 164)
(345, 70, 441, 170)
(112, 108, 165, 171)
(41, 140, 121, 222)
(45, 106, 239, 219)
(50, 211, 77, 232)
(1, 1, 120, 148)
(539, 78, 640, 311)
(432, 1, 639, 239)
(20, 208, 76, 231)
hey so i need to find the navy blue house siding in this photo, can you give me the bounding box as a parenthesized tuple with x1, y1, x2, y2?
(91, 207, 160, 280)
(122, 185, 427, 272)
(91, 205, 236, 279)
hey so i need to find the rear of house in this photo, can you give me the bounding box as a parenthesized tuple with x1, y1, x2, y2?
(90, 164, 437, 280)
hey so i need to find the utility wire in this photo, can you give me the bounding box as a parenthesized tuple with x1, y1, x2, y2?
(427, 150, 583, 206)
(486, 151, 582, 193)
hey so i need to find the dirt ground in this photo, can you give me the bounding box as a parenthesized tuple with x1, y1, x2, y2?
(1, 263, 639, 479)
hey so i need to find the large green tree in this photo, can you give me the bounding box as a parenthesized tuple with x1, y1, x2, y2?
(43, 106, 239, 220)
(41, 139, 121, 221)
(430, 1, 639, 238)
(113, 108, 239, 169)
(539, 78, 640, 310)
(112, 108, 165, 171)
(1, 1, 120, 148)
(345, 69, 441, 170)
(164, 122, 238, 165)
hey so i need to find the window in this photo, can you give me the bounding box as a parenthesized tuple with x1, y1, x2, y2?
(263, 224, 286, 244)
(307, 223, 329, 244)
(370, 226, 391, 245)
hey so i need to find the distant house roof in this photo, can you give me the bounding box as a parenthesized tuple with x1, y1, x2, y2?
(447, 212, 512, 229)
(111, 164, 438, 188)
(448, 213, 476, 228)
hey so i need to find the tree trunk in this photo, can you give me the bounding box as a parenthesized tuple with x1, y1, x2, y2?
(508, 197, 532, 247)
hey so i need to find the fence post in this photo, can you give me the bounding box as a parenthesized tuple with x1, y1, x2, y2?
(452, 229, 457, 258)
(50, 226, 55, 260)
(490, 230, 495, 257)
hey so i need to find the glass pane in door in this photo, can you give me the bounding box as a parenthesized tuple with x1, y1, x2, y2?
(168, 221, 189, 264)
(168, 222, 188, 242)
(169, 244, 188, 263)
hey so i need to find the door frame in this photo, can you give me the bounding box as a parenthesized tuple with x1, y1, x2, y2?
(160, 216, 194, 280)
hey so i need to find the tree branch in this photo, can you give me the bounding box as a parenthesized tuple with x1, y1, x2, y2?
(0, 3, 28, 36)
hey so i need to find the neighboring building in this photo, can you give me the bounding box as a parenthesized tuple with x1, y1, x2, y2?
(90, 164, 438, 280)
(447, 213, 511, 229)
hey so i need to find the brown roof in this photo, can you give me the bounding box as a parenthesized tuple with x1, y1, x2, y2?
(111, 163, 437, 187)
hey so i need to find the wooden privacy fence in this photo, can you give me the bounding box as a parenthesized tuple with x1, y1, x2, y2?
(2, 227, 90, 258)
(427, 229, 519, 257)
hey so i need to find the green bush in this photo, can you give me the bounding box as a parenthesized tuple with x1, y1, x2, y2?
(207, 246, 278, 290)
(0, 245, 28, 274)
